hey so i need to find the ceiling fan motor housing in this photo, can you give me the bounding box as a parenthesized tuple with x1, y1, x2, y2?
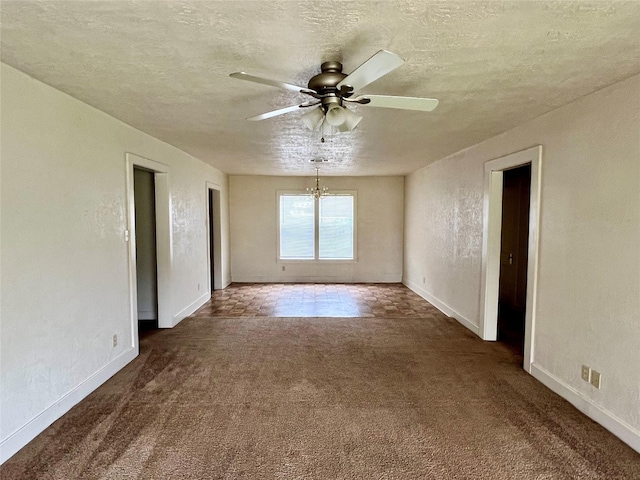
(307, 61, 347, 94)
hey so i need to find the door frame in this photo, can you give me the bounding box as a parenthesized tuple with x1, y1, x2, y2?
(479, 145, 542, 372)
(125, 153, 173, 349)
(206, 182, 223, 292)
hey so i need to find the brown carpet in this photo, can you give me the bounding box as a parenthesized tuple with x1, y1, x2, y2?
(2, 314, 639, 479)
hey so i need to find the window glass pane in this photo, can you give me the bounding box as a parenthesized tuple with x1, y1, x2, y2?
(280, 195, 315, 259)
(319, 195, 354, 259)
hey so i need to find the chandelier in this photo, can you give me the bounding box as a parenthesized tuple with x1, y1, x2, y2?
(307, 168, 329, 199)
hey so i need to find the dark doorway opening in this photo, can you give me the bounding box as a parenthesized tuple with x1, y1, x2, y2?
(209, 189, 215, 292)
(497, 163, 531, 357)
(133, 168, 159, 335)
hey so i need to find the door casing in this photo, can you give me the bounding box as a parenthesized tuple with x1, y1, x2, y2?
(479, 145, 542, 372)
(126, 153, 173, 352)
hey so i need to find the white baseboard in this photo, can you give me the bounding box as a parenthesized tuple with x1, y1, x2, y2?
(230, 275, 403, 283)
(403, 279, 480, 336)
(0, 347, 138, 464)
(530, 363, 640, 453)
(172, 291, 210, 327)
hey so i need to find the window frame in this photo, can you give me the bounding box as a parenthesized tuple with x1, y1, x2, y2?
(276, 190, 357, 263)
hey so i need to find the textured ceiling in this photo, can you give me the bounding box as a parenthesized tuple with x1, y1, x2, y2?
(1, 1, 639, 176)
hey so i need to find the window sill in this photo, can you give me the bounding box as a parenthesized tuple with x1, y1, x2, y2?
(277, 259, 357, 265)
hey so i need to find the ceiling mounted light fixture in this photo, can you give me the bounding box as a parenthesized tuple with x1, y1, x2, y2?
(307, 167, 329, 199)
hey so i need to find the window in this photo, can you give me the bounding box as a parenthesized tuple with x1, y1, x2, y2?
(279, 192, 356, 261)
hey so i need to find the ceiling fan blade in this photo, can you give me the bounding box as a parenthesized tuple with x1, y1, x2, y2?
(356, 95, 439, 112)
(230, 72, 315, 94)
(246, 103, 318, 121)
(336, 50, 405, 91)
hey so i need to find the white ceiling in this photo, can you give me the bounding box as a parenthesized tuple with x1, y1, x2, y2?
(1, 1, 639, 176)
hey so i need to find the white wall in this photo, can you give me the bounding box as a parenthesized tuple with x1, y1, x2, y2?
(404, 74, 640, 450)
(230, 175, 404, 283)
(0, 63, 230, 462)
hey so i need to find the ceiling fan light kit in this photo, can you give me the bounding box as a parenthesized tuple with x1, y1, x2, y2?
(325, 104, 346, 126)
(301, 106, 325, 130)
(338, 107, 363, 131)
(230, 49, 439, 137)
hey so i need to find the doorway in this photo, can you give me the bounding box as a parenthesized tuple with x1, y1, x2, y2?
(209, 189, 216, 292)
(126, 153, 173, 354)
(480, 145, 541, 373)
(497, 164, 531, 356)
(133, 168, 158, 333)
(207, 185, 222, 293)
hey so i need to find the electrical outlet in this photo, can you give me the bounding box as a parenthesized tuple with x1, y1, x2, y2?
(581, 365, 591, 382)
(590, 370, 601, 389)
(422, 276, 425, 284)
(198, 283, 201, 291)
(112, 334, 118, 348)
(282, 265, 286, 271)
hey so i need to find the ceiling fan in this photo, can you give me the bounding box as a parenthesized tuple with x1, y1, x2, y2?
(229, 50, 439, 137)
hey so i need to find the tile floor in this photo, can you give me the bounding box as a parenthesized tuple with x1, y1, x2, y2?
(194, 283, 441, 318)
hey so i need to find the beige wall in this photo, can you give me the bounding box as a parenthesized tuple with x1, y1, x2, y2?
(0, 63, 230, 461)
(230, 175, 404, 283)
(404, 74, 640, 447)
